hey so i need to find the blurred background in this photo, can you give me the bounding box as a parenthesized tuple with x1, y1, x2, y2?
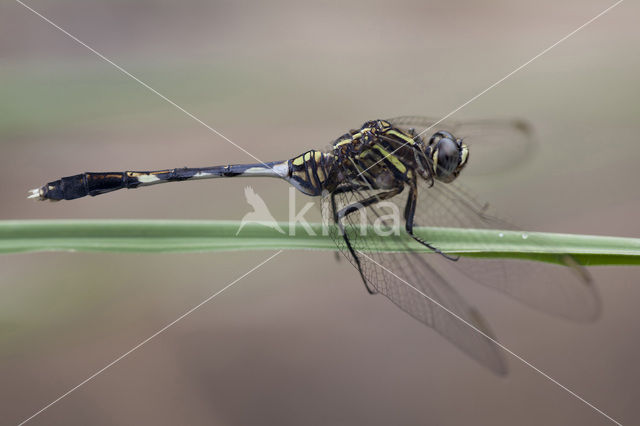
(1, 0, 639, 424)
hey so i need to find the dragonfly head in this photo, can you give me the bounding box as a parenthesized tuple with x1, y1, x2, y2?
(426, 131, 469, 183)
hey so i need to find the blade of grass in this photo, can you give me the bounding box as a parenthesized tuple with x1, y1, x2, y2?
(0, 220, 639, 266)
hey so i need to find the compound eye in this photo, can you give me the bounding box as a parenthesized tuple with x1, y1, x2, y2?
(428, 131, 454, 146)
(433, 138, 461, 180)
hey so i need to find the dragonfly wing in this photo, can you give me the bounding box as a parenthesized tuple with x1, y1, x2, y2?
(324, 181, 507, 374)
(413, 179, 602, 321)
(387, 116, 536, 176)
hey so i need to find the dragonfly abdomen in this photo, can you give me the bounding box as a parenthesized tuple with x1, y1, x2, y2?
(286, 150, 335, 196)
(30, 162, 288, 201)
(35, 172, 137, 200)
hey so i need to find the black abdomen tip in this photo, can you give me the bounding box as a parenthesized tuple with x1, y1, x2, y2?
(39, 174, 90, 200)
(30, 172, 132, 201)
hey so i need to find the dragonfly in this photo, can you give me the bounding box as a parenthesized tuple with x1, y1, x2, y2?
(29, 117, 601, 374)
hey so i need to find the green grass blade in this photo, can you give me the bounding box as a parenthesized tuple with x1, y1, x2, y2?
(0, 220, 639, 266)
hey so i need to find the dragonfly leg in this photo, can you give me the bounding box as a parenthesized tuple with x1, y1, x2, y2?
(332, 185, 403, 294)
(329, 184, 372, 220)
(330, 189, 374, 293)
(404, 178, 459, 261)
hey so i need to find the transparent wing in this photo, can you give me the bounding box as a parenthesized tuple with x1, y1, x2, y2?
(387, 116, 600, 320)
(412, 179, 601, 321)
(387, 116, 536, 176)
(323, 175, 507, 375)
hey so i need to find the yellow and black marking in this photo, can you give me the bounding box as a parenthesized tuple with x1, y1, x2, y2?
(31, 119, 467, 217)
(328, 119, 422, 188)
(30, 120, 468, 234)
(287, 150, 334, 196)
